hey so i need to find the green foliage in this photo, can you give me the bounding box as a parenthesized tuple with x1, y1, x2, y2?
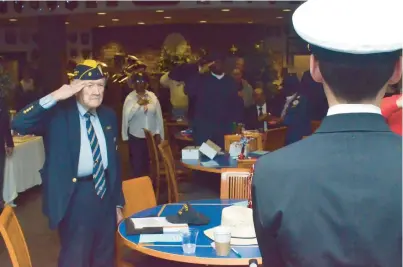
(156, 47, 199, 73)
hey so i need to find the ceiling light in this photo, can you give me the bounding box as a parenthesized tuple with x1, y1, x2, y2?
(98, 25, 105, 28)
(199, 20, 207, 23)
(247, 21, 253, 24)
(138, 22, 145, 25)
(112, 18, 119, 22)
(9, 18, 17, 22)
(221, 9, 230, 12)
(97, 12, 106, 15)
(283, 9, 292, 12)
(156, 10, 164, 13)
(276, 16, 283, 19)
(164, 16, 171, 19)
(65, 21, 69, 25)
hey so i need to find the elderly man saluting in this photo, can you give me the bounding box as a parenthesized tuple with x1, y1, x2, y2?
(12, 60, 125, 267)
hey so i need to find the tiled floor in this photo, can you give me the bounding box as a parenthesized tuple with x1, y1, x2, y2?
(0, 141, 221, 267)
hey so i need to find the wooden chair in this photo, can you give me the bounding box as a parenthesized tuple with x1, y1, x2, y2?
(143, 129, 189, 203)
(158, 140, 180, 203)
(116, 176, 157, 267)
(237, 159, 257, 169)
(224, 133, 263, 152)
(263, 127, 287, 151)
(143, 129, 163, 202)
(0, 205, 32, 267)
(220, 168, 251, 199)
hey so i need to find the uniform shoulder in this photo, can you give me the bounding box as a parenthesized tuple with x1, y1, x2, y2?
(255, 140, 308, 169)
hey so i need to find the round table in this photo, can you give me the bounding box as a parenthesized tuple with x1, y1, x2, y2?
(181, 153, 239, 173)
(118, 199, 262, 266)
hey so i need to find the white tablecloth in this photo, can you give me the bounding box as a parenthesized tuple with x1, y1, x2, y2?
(3, 136, 45, 203)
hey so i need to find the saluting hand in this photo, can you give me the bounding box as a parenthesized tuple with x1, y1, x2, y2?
(51, 81, 86, 102)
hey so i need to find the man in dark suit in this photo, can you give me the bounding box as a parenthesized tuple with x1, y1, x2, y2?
(279, 75, 312, 145)
(244, 88, 275, 131)
(0, 97, 14, 210)
(252, 0, 402, 266)
(12, 60, 125, 267)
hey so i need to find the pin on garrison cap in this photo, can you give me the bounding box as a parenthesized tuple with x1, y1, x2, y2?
(73, 59, 106, 81)
(166, 203, 210, 225)
(292, 0, 402, 60)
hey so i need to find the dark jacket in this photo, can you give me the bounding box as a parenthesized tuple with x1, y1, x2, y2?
(0, 98, 14, 154)
(12, 98, 124, 229)
(252, 113, 402, 267)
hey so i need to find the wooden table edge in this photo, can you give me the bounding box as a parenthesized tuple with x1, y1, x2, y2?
(180, 161, 223, 173)
(118, 232, 262, 266)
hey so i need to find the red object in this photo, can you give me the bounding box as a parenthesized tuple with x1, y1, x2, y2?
(381, 94, 402, 136)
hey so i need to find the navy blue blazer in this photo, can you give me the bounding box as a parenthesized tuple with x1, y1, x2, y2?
(252, 113, 402, 267)
(12, 98, 125, 229)
(283, 94, 312, 145)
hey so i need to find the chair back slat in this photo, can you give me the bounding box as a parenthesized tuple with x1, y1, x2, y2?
(0, 206, 32, 267)
(143, 128, 162, 202)
(158, 140, 179, 203)
(220, 168, 251, 199)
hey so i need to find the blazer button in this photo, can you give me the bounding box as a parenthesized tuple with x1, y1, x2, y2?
(72, 178, 77, 183)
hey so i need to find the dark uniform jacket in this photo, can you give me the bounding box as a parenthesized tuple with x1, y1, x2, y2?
(252, 112, 402, 267)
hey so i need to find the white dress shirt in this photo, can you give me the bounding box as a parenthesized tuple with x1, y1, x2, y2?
(121, 90, 164, 141)
(256, 103, 268, 131)
(327, 104, 381, 116)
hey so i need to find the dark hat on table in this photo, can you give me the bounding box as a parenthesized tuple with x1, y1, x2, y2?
(166, 203, 210, 225)
(292, 0, 402, 65)
(73, 60, 106, 80)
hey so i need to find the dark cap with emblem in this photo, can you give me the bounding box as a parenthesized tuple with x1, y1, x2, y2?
(166, 203, 210, 225)
(74, 60, 105, 80)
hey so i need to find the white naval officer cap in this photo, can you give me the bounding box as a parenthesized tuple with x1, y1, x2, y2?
(292, 0, 402, 57)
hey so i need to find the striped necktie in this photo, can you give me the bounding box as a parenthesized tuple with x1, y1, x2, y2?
(84, 112, 107, 198)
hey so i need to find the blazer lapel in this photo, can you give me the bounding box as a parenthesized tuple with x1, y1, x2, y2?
(66, 100, 81, 175)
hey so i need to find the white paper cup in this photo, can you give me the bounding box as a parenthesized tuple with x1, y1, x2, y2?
(214, 226, 231, 256)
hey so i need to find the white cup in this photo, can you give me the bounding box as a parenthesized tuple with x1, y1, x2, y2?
(214, 226, 231, 256)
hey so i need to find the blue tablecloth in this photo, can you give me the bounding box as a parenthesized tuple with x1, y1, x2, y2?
(118, 199, 261, 263)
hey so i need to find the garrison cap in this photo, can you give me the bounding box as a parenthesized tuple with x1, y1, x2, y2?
(74, 60, 105, 81)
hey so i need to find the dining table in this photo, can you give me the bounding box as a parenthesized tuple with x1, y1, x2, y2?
(181, 152, 266, 173)
(118, 199, 262, 266)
